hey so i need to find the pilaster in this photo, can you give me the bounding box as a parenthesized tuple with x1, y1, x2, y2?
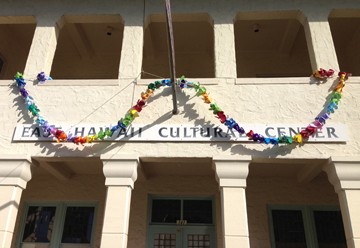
(24, 16, 61, 79)
(100, 155, 139, 248)
(324, 156, 360, 248)
(213, 18, 237, 79)
(0, 155, 32, 248)
(119, 18, 144, 80)
(302, 12, 340, 71)
(213, 155, 252, 248)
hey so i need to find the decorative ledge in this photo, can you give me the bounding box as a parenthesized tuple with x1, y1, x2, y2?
(345, 76, 360, 84)
(2, 76, 360, 87)
(136, 78, 220, 85)
(0, 80, 14, 86)
(236, 76, 360, 85)
(37, 79, 119, 86)
(0, 79, 120, 86)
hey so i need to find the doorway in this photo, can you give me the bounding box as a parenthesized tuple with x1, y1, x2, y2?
(146, 196, 217, 248)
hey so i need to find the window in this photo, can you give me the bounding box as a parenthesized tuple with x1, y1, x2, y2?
(0, 21, 36, 79)
(147, 196, 217, 248)
(16, 202, 98, 248)
(267, 205, 346, 248)
(149, 197, 214, 225)
(328, 12, 360, 76)
(51, 15, 124, 79)
(234, 11, 312, 78)
(142, 13, 215, 79)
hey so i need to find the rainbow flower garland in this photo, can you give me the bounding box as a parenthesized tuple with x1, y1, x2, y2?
(13, 69, 350, 146)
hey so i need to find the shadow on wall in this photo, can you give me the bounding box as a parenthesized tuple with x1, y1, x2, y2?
(9, 75, 340, 158)
(10, 85, 35, 124)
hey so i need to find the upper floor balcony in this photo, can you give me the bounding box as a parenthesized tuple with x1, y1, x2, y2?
(0, 5, 358, 86)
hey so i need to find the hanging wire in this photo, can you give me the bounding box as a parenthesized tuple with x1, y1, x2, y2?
(64, 72, 141, 133)
(141, 70, 166, 79)
(26, 0, 170, 156)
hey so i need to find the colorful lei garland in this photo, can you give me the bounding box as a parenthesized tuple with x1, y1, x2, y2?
(13, 69, 350, 146)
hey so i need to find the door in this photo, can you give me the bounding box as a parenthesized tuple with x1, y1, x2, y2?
(148, 226, 180, 248)
(148, 226, 216, 248)
(147, 196, 217, 248)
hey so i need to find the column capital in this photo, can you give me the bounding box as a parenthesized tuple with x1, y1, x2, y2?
(101, 154, 139, 189)
(0, 154, 32, 189)
(212, 155, 252, 188)
(323, 156, 360, 193)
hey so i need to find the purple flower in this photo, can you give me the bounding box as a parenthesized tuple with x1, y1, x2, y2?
(315, 113, 331, 125)
(20, 88, 29, 97)
(67, 133, 75, 142)
(253, 133, 260, 142)
(234, 124, 245, 134)
(37, 72, 52, 84)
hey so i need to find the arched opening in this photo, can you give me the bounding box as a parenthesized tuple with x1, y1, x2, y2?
(234, 11, 312, 78)
(0, 16, 36, 79)
(51, 15, 124, 79)
(142, 13, 215, 79)
(329, 10, 360, 76)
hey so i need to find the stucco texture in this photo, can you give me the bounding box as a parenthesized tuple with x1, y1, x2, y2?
(1, 0, 360, 247)
(246, 172, 339, 248)
(2, 79, 360, 159)
(0, 0, 359, 159)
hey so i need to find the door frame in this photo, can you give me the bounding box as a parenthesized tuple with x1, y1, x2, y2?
(146, 195, 217, 248)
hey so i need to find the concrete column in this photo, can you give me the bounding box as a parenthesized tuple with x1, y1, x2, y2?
(302, 12, 340, 72)
(213, 155, 252, 248)
(324, 156, 360, 248)
(119, 20, 144, 80)
(0, 155, 32, 248)
(100, 155, 139, 248)
(23, 16, 61, 79)
(213, 18, 237, 79)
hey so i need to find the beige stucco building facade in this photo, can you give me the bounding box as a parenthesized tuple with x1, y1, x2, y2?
(1, 0, 360, 248)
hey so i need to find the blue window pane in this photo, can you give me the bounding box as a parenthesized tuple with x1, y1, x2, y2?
(61, 207, 95, 244)
(22, 206, 56, 243)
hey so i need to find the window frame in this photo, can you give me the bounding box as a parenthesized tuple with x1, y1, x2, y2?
(147, 195, 216, 227)
(16, 201, 98, 248)
(0, 51, 8, 79)
(267, 204, 343, 248)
